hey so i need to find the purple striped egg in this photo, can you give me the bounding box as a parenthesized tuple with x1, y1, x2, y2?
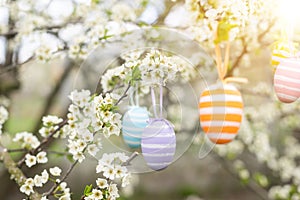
(274, 58, 300, 103)
(141, 118, 176, 171)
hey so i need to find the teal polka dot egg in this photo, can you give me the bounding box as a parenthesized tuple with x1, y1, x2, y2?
(122, 106, 149, 148)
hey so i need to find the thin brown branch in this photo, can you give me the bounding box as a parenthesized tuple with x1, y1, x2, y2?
(44, 160, 79, 197)
(44, 86, 132, 197)
(17, 119, 68, 167)
(122, 152, 139, 166)
(226, 38, 248, 77)
(0, 147, 41, 200)
(226, 19, 276, 77)
(258, 19, 276, 43)
(213, 153, 269, 200)
(32, 59, 75, 134)
(0, 19, 83, 39)
(0, 56, 33, 75)
(47, 150, 71, 156)
(7, 148, 27, 153)
(115, 84, 131, 106)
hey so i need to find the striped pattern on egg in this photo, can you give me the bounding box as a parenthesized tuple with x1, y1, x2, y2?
(274, 59, 300, 103)
(122, 106, 149, 148)
(271, 49, 289, 68)
(141, 118, 176, 171)
(199, 84, 243, 144)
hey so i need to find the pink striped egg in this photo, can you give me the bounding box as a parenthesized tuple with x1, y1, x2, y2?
(274, 58, 300, 103)
(141, 118, 176, 171)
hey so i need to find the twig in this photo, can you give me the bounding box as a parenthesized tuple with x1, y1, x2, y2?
(226, 38, 248, 77)
(44, 86, 132, 197)
(122, 152, 139, 166)
(32, 59, 75, 134)
(258, 19, 276, 43)
(7, 148, 27, 153)
(103, 84, 125, 96)
(115, 84, 131, 106)
(213, 153, 269, 200)
(17, 119, 68, 167)
(0, 20, 83, 39)
(0, 147, 42, 200)
(226, 20, 275, 77)
(0, 56, 34, 75)
(47, 150, 71, 156)
(44, 160, 79, 197)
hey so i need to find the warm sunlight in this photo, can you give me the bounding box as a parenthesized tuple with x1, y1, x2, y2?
(279, 0, 300, 24)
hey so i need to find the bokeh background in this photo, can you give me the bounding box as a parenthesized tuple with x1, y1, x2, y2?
(1, 0, 300, 200)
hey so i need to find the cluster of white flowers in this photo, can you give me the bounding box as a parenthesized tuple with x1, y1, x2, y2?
(24, 151, 48, 168)
(268, 185, 300, 200)
(39, 115, 64, 138)
(64, 0, 143, 60)
(8, 87, 133, 199)
(101, 49, 197, 94)
(96, 153, 129, 182)
(139, 49, 179, 85)
(20, 161, 71, 199)
(81, 153, 132, 200)
(184, 0, 278, 75)
(6, 0, 144, 63)
(185, 0, 277, 43)
(13, 131, 40, 149)
(20, 166, 70, 199)
(84, 179, 120, 200)
(35, 45, 63, 63)
(0, 105, 8, 135)
(66, 90, 122, 163)
(20, 169, 49, 195)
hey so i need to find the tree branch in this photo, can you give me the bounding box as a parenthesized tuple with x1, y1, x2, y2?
(44, 160, 79, 197)
(226, 38, 248, 77)
(115, 84, 131, 106)
(32, 59, 75, 134)
(122, 152, 139, 166)
(17, 119, 68, 167)
(213, 153, 269, 200)
(0, 147, 41, 200)
(226, 20, 276, 77)
(0, 20, 83, 39)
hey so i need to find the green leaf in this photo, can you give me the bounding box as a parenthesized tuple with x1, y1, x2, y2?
(89, 93, 98, 102)
(215, 21, 238, 44)
(67, 154, 74, 163)
(92, 0, 100, 4)
(84, 184, 93, 196)
(253, 173, 269, 187)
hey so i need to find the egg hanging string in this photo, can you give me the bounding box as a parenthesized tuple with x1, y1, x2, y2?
(129, 82, 140, 106)
(214, 27, 248, 84)
(150, 83, 163, 118)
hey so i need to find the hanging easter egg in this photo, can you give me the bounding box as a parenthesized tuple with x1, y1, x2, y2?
(122, 106, 149, 148)
(274, 58, 300, 103)
(199, 83, 243, 144)
(141, 118, 176, 171)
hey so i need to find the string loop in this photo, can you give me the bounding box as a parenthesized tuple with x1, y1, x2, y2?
(214, 23, 248, 84)
(129, 82, 140, 106)
(150, 83, 163, 118)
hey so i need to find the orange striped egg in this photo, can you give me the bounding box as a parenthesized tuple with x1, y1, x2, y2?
(199, 83, 243, 144)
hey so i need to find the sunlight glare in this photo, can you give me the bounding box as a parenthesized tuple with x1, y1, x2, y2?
(279, 0, 300, 24)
